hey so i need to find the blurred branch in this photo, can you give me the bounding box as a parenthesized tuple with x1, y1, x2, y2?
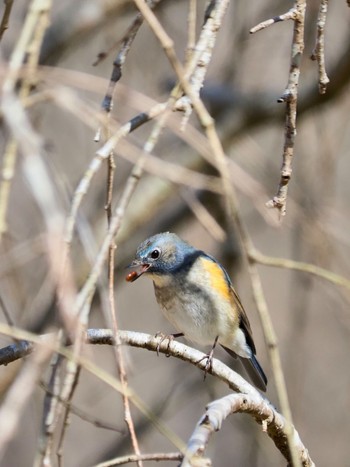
(0, 338, 54, 464)
(0, 324, 187, 456)
(40, 0, 131, 64)
(0, 0, 14, 41)
(95, 8, 176, 454)
(95, 0, 161, 115)
(174, 0, 228, 128)
(0, 0, 52, 240)
(64, 100, 165, 246)
(249, 249, 350, 292)
(182, 393, 314, 467)
(179, 189, 226, 243)
(95, 452, 183, 467)
(39, 382, 124, 434)
(75, 102, 177, 314)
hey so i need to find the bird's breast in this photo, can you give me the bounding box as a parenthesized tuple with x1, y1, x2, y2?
(151, 264, 237, 345)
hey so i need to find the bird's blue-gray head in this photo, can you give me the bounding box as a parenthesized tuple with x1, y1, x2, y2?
(127, 232, 197, 281)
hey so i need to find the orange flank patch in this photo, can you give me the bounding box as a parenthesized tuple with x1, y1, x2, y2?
(200, 257, 231, 302)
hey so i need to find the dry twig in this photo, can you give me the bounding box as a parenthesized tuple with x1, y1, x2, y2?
(310, 0, 330, 94)
(94, 452, 183, 467)
(251, 1, 306, 218)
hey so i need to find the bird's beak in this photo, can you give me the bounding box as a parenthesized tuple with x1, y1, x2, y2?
(125, 260, 150, 282)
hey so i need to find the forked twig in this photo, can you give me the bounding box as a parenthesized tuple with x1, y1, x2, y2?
(252, 1, 307, 217)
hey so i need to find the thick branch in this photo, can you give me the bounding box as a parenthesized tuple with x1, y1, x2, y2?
(182, 393, 314, 467)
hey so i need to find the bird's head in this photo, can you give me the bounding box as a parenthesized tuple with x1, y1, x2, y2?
(126, 232, 195, 282)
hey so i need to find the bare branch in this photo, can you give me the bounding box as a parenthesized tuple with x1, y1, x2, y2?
(0, 339, 54, 463)
(182, 393, 314, 467)
(310, 0, 330, 94)
(0, 328, 314, 466)
(250, 7, 298, 34)
(249, 249, 350, 291)
(266, 0, 306, 217)
(94, 452, 183, 467)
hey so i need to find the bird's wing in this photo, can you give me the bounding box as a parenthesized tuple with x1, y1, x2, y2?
(202, 253, 256, 355)
(229, 283, 256, 354)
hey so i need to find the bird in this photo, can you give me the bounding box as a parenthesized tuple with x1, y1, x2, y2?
(126, 232, 267, 391)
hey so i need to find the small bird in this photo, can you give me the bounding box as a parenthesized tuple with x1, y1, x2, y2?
(127, 232, 267, 391)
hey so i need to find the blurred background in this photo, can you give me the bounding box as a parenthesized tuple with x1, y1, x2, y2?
(1, 0, 350, 465)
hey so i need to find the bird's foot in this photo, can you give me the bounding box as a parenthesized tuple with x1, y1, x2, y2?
(196, 351, 214, 380)
(196, 335, 219, 380)
(155, 332, 184, 357)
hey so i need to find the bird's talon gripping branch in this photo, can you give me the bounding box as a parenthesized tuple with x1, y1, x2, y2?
(154, 332, 184, 357)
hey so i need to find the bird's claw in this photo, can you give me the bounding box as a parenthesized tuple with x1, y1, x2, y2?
(196, 350, 215, 380)
(154, 332, 183, 357)
(196, 335, 218, 380)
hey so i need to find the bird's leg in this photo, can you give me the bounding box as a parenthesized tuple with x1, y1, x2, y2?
(155, 332, 184, 356)
(197, 335, 219, 380)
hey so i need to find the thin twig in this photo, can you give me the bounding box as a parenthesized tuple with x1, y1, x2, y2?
(265, 1, 306, 217)
(174, 0, 229, 128)
(0, 0, 52, 240)
(104, 120, 142, 464)
(250, 8, 298, 34)
(40, 381, 124, 433)
(96, 0, 160, 114)
(179, 189, 226, 242)
(94, 452, 183, 467)
(249, 249, 350, 291)
(75, 90, 182, 314)
(310, 0, 330, 94)
(64, 102, 167, 248)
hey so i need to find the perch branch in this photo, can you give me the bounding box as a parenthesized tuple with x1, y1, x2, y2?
(0, 327, 314, 466)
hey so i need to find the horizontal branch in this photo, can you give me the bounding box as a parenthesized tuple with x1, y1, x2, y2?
(95, 452, 183, 467)
(0, 329, 257, 395)
(249, 249, 350, 291)
(0, 327, 314, 465)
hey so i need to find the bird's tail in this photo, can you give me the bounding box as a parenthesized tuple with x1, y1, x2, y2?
(240, 354, 267, 392)
(221, 345, 267, 392)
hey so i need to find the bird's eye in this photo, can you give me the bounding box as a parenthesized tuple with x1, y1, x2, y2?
(150, 248, 160, 259)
